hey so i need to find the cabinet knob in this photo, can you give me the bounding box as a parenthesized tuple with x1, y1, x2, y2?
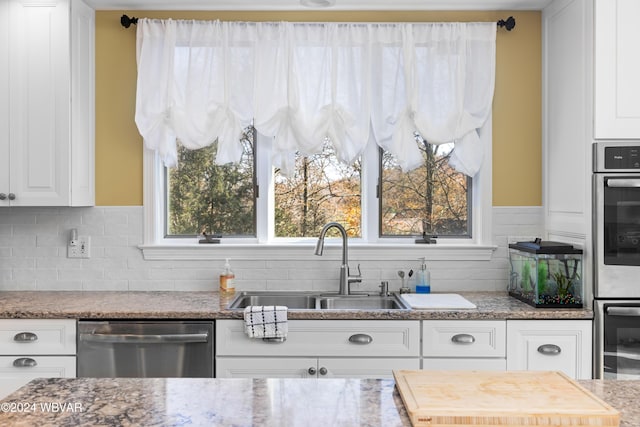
(0, 193, 6, 200)
(348, 333, 373, 345)
(318, 367, 328, 376)
(537, 344, 562, 355)
(451, 333, 475, 344)
(8, 193, 15, 200)
(13, 332, 38, 342)
(13, 358, 38, 368)
(308, 367, 317, 375)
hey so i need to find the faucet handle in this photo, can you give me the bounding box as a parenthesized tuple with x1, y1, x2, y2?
(349, 263, 362, 278)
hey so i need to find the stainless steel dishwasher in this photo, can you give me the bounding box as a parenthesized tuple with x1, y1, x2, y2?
(77, 321, 214, 378)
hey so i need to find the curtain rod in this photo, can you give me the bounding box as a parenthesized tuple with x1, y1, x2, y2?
(120, 14, 516, 31)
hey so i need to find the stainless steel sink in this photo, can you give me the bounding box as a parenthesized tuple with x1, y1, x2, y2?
(228, 291, 318, 309)
(227, 291, 410, 310)
(316, 295, 409, 310)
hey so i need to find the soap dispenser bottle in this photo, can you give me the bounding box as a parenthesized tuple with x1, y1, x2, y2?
(415, 257, 431, 294)
(219, 258, 236, 295)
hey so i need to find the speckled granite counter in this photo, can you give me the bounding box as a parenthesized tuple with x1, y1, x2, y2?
(0, 377, 637, 426)
(0, 291, 592, 320)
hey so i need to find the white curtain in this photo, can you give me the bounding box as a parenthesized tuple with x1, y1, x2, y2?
(135, 19, 496, 177)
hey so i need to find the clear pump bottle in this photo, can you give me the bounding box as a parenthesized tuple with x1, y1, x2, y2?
(219, 258, 236, 295)
(415, 257, 431, 293)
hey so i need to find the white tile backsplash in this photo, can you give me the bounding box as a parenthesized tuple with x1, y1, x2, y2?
(0, 206, 543, 292)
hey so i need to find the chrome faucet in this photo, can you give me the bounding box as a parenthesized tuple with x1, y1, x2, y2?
(314, 222, 361, 295)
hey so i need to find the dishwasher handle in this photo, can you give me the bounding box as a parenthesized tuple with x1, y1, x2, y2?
(79, 332, 209, 344)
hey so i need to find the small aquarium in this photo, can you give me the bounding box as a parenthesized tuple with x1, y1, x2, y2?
(508, 240, 583, 308)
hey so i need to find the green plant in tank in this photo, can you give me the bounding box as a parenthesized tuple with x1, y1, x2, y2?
(537, 261, 548, 295)
(552, 271, 576, 299)
(521, 261, 532, 292)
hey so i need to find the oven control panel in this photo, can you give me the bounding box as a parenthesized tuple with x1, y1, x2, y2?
(604, 146, 640, 170)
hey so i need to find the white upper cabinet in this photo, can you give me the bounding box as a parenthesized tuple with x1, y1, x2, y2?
(0, 0, 94, 207)
(594, 0, 640, 139)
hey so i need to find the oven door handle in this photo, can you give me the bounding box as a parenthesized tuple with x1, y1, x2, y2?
(606, 306, 640, 317)
(606, 178, 640, 188)
(79, 332, 209, 344)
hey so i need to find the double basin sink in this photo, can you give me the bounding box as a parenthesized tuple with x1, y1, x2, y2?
(228, 291, 410, 310)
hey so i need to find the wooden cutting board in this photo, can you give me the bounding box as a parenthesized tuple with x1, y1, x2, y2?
(393, 370, 620, 426)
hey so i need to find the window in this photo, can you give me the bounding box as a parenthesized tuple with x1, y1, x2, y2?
(137, 20, 496, 259)
(141, 124, 492, 259)
(166, 128, 256, 238)
(380, 138, 471, 238)
(160, 129, 475, 243)
(274, 143, 362, 238)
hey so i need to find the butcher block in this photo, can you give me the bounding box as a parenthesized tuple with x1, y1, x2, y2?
(393, 370, 620, 426)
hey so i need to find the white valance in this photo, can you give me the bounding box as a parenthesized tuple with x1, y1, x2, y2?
(135, 19, 496, 177)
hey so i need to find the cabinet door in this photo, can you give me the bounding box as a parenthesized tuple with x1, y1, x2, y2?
(0, 356, 76, 399)
(506, 320, 592, 379)
(0, 1, 8, 201)
(594, 0, 640, 138)
(215, 357, 316, 379)
(320, 358, 420, 379)
(8, 0, 70, 206)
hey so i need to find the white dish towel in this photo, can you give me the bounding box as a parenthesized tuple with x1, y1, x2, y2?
(244, 306, 288, 339)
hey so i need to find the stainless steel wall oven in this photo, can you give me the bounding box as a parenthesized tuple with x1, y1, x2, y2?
(593, 141, 640, 378)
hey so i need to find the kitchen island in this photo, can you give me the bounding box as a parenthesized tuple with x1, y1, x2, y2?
(0, 377, 638, 426)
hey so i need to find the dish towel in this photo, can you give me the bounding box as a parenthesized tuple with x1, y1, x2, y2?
(244, 306, 288, 339)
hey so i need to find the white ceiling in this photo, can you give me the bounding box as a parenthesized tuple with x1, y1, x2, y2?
(86, 0, 554, 11)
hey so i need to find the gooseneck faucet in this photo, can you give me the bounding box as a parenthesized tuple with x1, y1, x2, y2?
(314, 222, 361, 295)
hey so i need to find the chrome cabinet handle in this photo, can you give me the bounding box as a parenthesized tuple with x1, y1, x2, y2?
(14, 332, 38, 342)
(13, 358, 38, 368)
(0, 193, 6, 200)
(451, 333, 475, 344)
(8, 193, 15, 200)
(262, 337, 286, 343)
(537, 344, 562, 355)
(348, 334, 373, 345)
(318, 367, 328, 376)
(308, 367, 317, 375)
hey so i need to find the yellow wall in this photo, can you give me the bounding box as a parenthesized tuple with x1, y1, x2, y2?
(95, 10, 541, 206)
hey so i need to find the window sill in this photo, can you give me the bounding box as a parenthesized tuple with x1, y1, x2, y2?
(138, 242, 497, 261)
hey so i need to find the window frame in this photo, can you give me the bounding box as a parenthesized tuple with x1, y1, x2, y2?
(139, 119, 495, 261)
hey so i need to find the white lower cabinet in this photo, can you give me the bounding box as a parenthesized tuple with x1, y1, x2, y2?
(0, 319, 77, 399)
(506, 320, 592, 380)
(216, 357, 419, 379)
(215, 319, 420, 379)
(422, 320, 507, 371)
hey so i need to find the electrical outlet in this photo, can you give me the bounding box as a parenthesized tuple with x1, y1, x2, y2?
(67, 236, 91, 259)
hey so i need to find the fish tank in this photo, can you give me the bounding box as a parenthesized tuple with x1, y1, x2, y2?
(508, 240, 583, 308)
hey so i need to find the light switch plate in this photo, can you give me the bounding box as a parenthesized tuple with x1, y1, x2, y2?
(67, 236, 91, 259)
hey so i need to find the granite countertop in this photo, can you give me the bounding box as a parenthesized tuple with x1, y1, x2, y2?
(0, 291, 592, 320)
(0, 377, 637, 426)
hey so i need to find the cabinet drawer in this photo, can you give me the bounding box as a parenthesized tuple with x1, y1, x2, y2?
(0, 356, 76, 399)
(0, 319, 76, 355)
(216, 320, 420, 357)
(422, 320, 506, 358)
